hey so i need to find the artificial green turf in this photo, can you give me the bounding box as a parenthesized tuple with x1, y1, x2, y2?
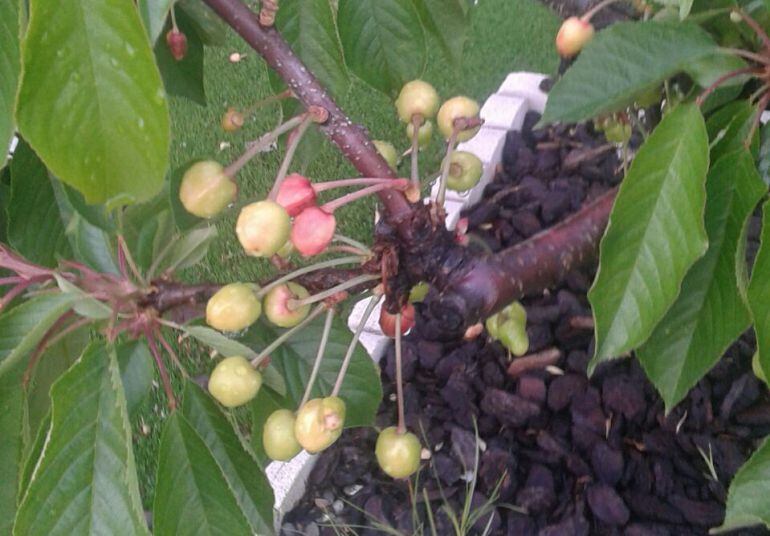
(133, 0, 560, 508)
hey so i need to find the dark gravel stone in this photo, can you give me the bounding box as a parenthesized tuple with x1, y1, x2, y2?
(516, 465, 556, 514)
(603, 373, 646, 421)
(591, 441, 624, 485)
(481, 388, 541, 426)
(587, 483, 631, 526)
(547, 373, 588, 411)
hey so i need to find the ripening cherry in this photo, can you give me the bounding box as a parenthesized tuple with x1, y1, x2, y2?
(395, 80, 440, 123)
(406, 120, 433, 149)
(445, 151, 483, 192)
(208, 356, 262, 408)
(166, 29, 188, 61)
(179, 160, 237, 219)
(221, 107, 245, 132)
(375, 426, 421, 479)
(555, 16, 594, 58)
(206, 283, 262, 332)
(379, 302, 416, 338)
(437, 96, 481, 142)
(290, 206, 336, 257)
(294, 396, 346, 453)
(276, 174, 317, 216)
(263, 409, 302, 461)
(263, 282, 311, 328)
(373, 140, 399, 170)
(236, 200, 291, 257)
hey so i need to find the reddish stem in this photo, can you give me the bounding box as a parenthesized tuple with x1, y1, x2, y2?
(734, 9, 770, 51)
(313, 178, 396, 192)
(144, 329, 178, 410)
(696, 67, 758, 106)
(23, 310, 76, 387)
(0, 276, 23, 286)
(321, 180, 409, 213)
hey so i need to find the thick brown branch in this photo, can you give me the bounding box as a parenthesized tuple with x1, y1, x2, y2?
(201, 0, 413, 225)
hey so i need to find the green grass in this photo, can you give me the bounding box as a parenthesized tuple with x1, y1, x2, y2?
(133, 0, 560, 509)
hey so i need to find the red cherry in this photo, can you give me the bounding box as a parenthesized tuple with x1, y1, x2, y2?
(290, 206, 336, 256)
(379, 302, 416, 338)
(276, 174, 317, 216)
(166, 29, 188, 61)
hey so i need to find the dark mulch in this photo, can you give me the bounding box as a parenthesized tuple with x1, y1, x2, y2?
(282, 110, 770, 535)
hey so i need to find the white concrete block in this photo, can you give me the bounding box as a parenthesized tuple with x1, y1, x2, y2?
(267, 451, 317, 529)
(456, 126, 507, 166)
(498, 72, 548, 114)
(357, 331, 390, 363)
(480, 94, 528, 132)
(443, 198, 467, 230)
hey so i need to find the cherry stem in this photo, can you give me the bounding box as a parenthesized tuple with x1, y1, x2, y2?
(410, 114, 423, 189)
(332, 295, 379, 396)
(320, 180, 409, 213)
(333, 234, 372, 255)
(312, 177, 395, 192)
(288, 273, 379, 309)
(734, 9, 770, 51)
(269, 113, 315, 200)
(243, 88, 292, 116)
(117, 235, 147, 287)
(145, 329, 178, 411)
(695, 67, 758, 106)
(255, 255, 362, 298)
(23, 310, 76, 387)
(169, 2, 179, 31)
(157, 329, 190, 379)
(582, 0, 623, 22)
(719, 47, 770, 66)
(395, 313, 406, 434)
(225, 113, 306, 178)
(745, 91, 770, 148)
(325, 245, 370, 256)
(0, 276, 23, 286)
(436, 129, 460, 207)
(300, 307, 335, 408)
(0, 277, 43, 311)
(250, 304, 326, 367)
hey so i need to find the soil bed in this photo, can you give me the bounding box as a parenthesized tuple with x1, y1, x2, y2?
(282, 109, 770, 535)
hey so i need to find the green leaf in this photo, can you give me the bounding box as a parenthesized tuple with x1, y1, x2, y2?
(0, 293, 75, 378)
(0, 0, 20, 170)
(152, 413, 254, 536)
(180, 325, 286, 396)
(154, 226, 217, 275)
(14, 343, 148, 535)
(412, 0, 469, 65)
(116, 340, 154, 418)
(121, 192, 174, 273)
(154, 10, 206, 106)
(588, 104, 710, 371)
(718, 436, 770, 531)
(636, 150, 765, 410)
(8, 140, 71, 267)
(276, 0, 350, 99)
(50, 179, 119, 275)
(541, 22, 718, 124)
(18, 411, 49, 504)
(16, 0, 170, 206)
(138, 0, 173, 43)
(244, 315, 382, 427)
(706, 100, 759, 162)
(337, 0, 426, 95)
(181, 383, 274, 533)
(0, 361, 24, 536)
(54, 275, 112, 320)
(758, 121, 770, 186)
(749, 201, 770, 383)
(177, 0, 228, 46)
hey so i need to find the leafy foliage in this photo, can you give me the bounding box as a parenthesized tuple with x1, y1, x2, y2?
(0, 0, 20, 169)
(589, 104, 709, 370)
(718, 437, 770, 531)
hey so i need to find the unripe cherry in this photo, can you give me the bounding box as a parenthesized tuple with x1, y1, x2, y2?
(263, 282, 311, 328)
(205, 283, 262, 332)
(406, 120, 433, 149)
(236, 200, 291, 257)
(379, 302, 416, 338)
(555, 16, 595, 58)
(221, 107, 245, 132)
(291, 206, 336, 257)
(395, 80, 440, 123)
(166, 29, 188, 61)
(437, 96, 481, 142)
(446, 151, 483, 192)
(179, 160, 236, 219)
(208, 356, 262, 408)
(275, 173, 317, 216)
(373, 140, 399, 170)
(408, 281, 429, 303)
(375, 427, 421, 479)
(294, 396, 346, 453)
(263, 409, 302, 461)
